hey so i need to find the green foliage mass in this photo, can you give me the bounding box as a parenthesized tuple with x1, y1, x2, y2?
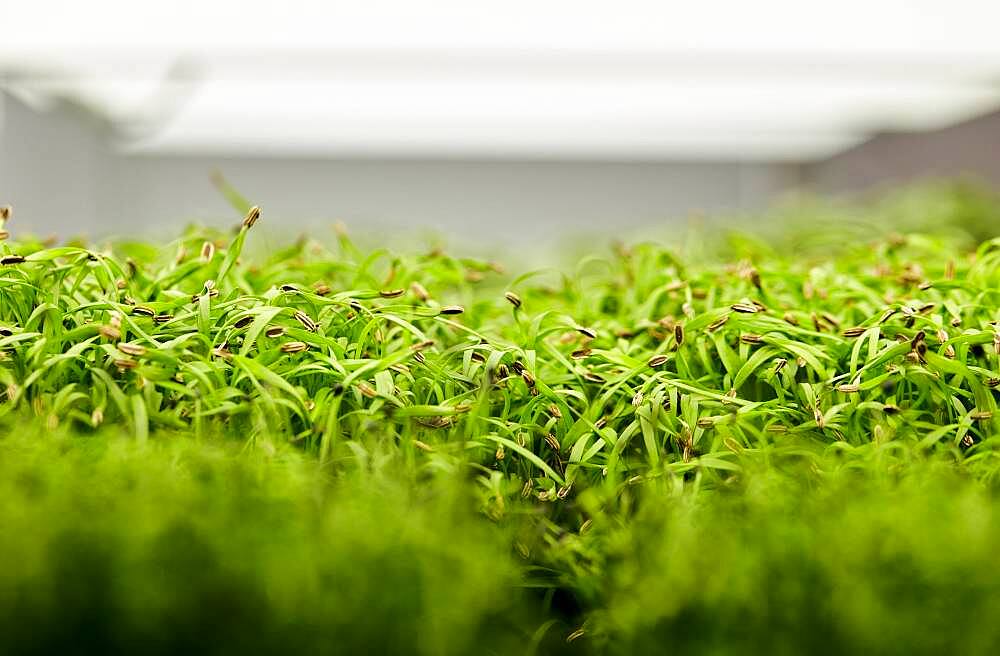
(2, 184, 1000, 654)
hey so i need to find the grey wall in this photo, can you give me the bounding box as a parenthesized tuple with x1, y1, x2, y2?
(107, 156, 799, 243)
(0, 92, 112, 234)
(1, 91, 800, 247)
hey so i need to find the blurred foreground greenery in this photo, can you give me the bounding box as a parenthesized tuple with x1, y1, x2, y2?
(3, 424, 999, 655)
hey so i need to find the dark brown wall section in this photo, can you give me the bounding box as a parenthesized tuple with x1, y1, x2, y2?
(805, 109, 1000, 193)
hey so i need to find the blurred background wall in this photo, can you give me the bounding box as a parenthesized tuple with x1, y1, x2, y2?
(3, 2, 1000, 245)
(0, 91, 797, 242)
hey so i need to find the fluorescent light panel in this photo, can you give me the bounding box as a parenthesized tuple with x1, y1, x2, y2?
(3, 1, 1000, 159)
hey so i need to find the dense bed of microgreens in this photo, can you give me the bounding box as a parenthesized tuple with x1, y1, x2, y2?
(2, 183, 1000, 654)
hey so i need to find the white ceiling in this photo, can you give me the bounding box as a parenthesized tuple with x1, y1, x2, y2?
(3, 1, 1000, 160)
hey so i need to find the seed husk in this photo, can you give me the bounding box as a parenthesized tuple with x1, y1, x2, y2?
(132, 306, 155, 317)
(294, 310, 318, 332)
(730, 302, 757, 314)
(571, 348, 592, 359)
(1, 255, 25, 265)
(410, 282, 430, 301)
(191, 289, 219, 303)
(577, 326, 597, 340)
(118, 343, 147, 357)
(415, 416, 452, 429)
(740, 333, 763, 344)
(280, 341, 309, 353)
(440, 305, 465, 315)
(674, 323, 684, 346)
(842, 327, 866, 337)
(648, 354, 669, 368)
(504, 291, 522, 308)
(548, 404, 563, 419)
(242, 205, 261, 229)
(707, 314, 730, 332)
(265, 327, 285, 338)
(380, 288, 405, 298)
(878, 308, 899, 325)
(820, 312, 840, 327)
(200, 241, 216, 262)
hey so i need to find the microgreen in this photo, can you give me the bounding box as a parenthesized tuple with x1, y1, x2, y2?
(2, 183, 1000, 653)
